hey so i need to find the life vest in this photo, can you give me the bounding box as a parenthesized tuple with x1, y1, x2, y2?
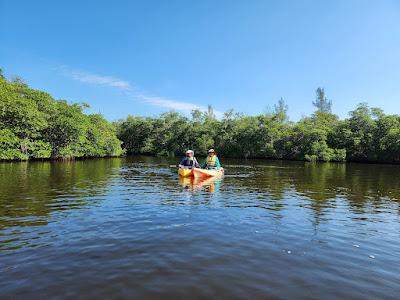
(183, 157, 196, 167)
(206, 155, 217, 168)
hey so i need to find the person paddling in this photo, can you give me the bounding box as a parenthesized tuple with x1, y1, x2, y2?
(201, 149, 221, 169)
(179, 150, 200, 169)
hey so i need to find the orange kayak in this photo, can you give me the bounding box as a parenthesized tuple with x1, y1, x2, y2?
(193, 167, 224, 178)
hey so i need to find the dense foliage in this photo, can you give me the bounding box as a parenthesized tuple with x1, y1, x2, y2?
(0, 69, 123, 160)
(116, 93, 400, 163)
(1, 68, 400, 163)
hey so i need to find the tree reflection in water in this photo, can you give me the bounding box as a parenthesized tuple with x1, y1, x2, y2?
(1, 156, 400, 251)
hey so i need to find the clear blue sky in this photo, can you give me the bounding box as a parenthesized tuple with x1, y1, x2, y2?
(1, 0, 400, 120)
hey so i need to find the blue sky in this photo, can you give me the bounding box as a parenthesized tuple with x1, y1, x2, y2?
(1, 0, 400, 120)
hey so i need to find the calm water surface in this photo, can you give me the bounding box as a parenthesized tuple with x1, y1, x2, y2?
(1, 156, 400, 299)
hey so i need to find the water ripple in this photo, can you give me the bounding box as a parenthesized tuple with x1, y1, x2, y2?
(1, 157, 400, 299)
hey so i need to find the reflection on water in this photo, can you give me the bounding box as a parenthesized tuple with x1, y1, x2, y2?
(1, 156, 400, 299)
(179, 176, 222, 192)
(0, 159, 121, 230)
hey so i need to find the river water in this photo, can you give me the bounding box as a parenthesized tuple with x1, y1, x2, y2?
(1, 156, 399, 299)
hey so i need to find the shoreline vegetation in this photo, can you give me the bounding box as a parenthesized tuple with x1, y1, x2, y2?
(1, 68, 400, 164)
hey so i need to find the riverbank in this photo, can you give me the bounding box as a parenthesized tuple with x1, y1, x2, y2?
(4, 154, 400, 167)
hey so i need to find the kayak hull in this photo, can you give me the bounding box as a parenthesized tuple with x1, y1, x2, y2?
(178, 168, 193, 177)
(193, 167, 224, 178)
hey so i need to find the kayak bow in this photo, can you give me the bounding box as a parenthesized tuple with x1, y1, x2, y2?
(193, 167, 224, 178)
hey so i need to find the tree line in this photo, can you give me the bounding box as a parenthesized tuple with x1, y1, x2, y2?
(116, 88, 400, 163)
(1, 69, 400, 163)
(0, 69, 123, 160)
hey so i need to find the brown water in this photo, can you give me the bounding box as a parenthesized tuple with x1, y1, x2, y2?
(1, 156, 400, 299)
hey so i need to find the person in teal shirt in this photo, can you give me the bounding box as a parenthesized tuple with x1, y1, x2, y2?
(201, 149, 221, 169)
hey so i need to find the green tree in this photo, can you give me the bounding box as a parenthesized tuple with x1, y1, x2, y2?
(273, 98, 289, 122)
(2, 68, 400, 164)
(313, 88, 332, 113)
(0, 69, 123, 160)
(116, 116, 154, 154)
